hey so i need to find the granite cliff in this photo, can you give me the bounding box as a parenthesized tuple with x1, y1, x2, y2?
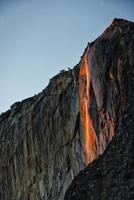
(0, 68, 85, 200)
(0, 18, 134, 200)
(64, 19, 134, 200)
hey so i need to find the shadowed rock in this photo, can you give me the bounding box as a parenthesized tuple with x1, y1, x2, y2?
(0, 69, 85, 200)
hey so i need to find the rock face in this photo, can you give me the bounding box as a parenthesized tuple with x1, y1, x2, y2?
(0, 69, 85, 200)
(0, 18, 134, 200)
(64, 19, 134, 200)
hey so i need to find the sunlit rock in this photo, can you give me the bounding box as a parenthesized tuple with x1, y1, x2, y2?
(64, 18, 134, 200)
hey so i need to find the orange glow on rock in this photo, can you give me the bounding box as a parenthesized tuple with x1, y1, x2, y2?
(79, 48, 98, 165)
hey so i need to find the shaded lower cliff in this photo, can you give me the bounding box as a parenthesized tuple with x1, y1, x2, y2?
(0, 68, 85, 200)
(64, 18, 134, 200)
(0, 18, 134, 200)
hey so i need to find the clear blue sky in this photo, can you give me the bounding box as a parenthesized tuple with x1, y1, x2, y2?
(0, 0, 134, 113)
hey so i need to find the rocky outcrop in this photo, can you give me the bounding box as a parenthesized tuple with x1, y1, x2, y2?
(0, 18, 134, 200)
(64, 18, 134, 200)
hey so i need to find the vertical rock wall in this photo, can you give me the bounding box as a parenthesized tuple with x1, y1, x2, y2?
(64, 18, 134, 200)
(0, 69, 85, 200)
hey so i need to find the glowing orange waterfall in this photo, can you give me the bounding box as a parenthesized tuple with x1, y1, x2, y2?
(79, 48, 98, 165)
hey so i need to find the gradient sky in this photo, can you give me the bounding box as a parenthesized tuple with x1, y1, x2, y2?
(0, 0, 134, 113)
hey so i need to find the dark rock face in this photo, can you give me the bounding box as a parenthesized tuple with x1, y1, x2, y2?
(0, 70, 85, 200)
(64, 19, 134, 200)
(0, 18, 134, 200)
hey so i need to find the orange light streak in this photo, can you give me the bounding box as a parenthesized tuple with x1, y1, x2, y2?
(79, 49, 98, 165)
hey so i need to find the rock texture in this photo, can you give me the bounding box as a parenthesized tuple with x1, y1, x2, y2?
(64, 18, 134, 200)
(0, 18, 134, 200)
(0, 69, 85, 200)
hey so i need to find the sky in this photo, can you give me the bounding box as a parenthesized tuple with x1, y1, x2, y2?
(0, 0, 134, 114)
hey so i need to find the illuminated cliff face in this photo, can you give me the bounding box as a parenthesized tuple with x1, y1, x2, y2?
(79, 46, 115, 165)
(79, 47, 99, 165)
